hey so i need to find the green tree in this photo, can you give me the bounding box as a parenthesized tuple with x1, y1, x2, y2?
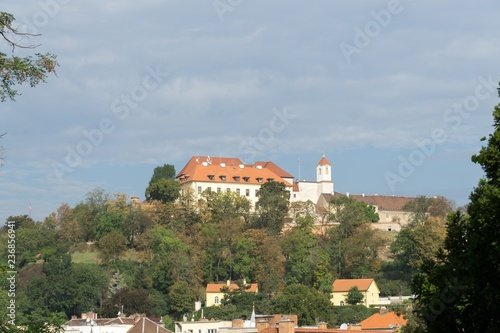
(254, 181, 290, 235)
(345, 286, 363, 305)
(97, 230, 128, 264)
(0, 12, 57, 102)
(168, 280, 196, 319)
(145, 178, 180, 203)
(271, 284, 334, 326)
(145, 164, 180, 203)
(411, 87, 500, 332)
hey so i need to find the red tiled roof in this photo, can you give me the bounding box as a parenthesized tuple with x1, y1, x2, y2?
(360, 312, 407, 330)
(127, 317, 173, 333)
(206, 282, 258, 293)
(332, 278, 375, 292)
(317, 155, 331, 166)
(176, 156, 293, 187)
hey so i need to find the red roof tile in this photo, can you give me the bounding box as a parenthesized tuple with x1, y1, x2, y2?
(360, 312, 407, 330)
(206, 282, 258, 293)
(332, 278, 375, 292)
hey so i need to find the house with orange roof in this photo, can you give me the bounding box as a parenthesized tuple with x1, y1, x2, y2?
(359, 311, 407, 331)
(206, 279, 259, 307)
(176, 156, 294, 209)
(331, 278, 380, 308)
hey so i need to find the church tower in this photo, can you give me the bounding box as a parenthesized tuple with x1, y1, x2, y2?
(316, 154, 334, 194)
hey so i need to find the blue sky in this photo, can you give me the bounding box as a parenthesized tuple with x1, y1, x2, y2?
(1, 1, 500, 223)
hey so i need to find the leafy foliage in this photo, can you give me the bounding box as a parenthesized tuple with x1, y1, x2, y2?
(411, 86, 500, 332)
(345, 286, 363, 305)
(0, 12, 57, 102)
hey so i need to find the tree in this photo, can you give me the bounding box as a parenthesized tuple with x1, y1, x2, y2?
(253, 181, 290, 235)
(145, 178, 180, 203)
(97, 230, 127, 264)
(345, 286, 364, 305)
(271, 284, 334, 326)
(411, 85, 500, 332)
(0, 12, 57, 102)
(145, 164, 180, 203)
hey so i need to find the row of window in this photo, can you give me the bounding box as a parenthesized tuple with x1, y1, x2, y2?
(207, 175, 273, 183)
(197, 186, 258, 197)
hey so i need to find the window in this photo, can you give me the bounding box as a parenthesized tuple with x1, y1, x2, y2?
(243, 177, 250, 182)
(246, 189, 250, 197)
(227, 188, 231, 193)
(318, 168, 322, 175)
(217, 187, 221, 193)
(340, 301, 344, 306)
(207, 187, 211, 192)
(197, 186, 202, 194)
(293, 193, 296, 198)
(208, 330, 217, 333)
(220, 175, 226, 181)
(256, 178, 263, 183)
(255, 189, 259, 196)
(234, 176, 240, 182)
(208, 175, 214, 180)
(214, 296, 219, 304)
(236, 188, 240, 195)
(325, 167, 329, 175)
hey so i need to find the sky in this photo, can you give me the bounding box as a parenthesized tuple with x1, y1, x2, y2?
(1, 1, 500, 223)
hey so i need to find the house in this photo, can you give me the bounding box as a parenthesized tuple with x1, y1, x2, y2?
(359, 311, 407, 331)
(205, 279, 259, 307)
(318, 193, 417, 232)
(257, 316, 389, 333)
(63, 313, 171, 333)
(331, 278, 380, 307)
(176, 156, 294, 209)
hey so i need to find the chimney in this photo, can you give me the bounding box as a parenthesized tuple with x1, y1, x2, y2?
(226, 280, 231, 286)
(317, 322, 327, 330)
(243, 278, 247, 285)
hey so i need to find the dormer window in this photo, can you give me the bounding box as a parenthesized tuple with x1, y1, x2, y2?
(243, 177, 250, 182)
(267, 178, 274, 182)
(234, 176, 240, 182)
(256, 178, 263, 183)
(208, 174, 215, 180)
(220, 175, 226, 181)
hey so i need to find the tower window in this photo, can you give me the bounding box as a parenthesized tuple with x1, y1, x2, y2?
(318, 168, 322, 175)
(326, 167, 329, 175)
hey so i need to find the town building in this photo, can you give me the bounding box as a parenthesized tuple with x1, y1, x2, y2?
(176, 156, 294, 209)
(205, 279, 259, 307)
(359, 311, 407, 331)
(63, 312, 171, 333)
(331, 278, 380, 307)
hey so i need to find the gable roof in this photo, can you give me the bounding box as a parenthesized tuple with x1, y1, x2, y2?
(176, 156, 293, 187)
(349, 194, 416, 211)
(332, 279, 376, 292)
(317, 155, 331, 166)
(127, 317, 173, 333)
(206, 282, 258, 293)
(360, 312, 407, 330)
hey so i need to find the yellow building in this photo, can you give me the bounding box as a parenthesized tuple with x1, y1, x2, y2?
(331, 278, 380, 307)
(205, 279, 259, 307)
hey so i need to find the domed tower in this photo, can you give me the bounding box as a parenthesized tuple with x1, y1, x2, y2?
(316, 154, 334, 194)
